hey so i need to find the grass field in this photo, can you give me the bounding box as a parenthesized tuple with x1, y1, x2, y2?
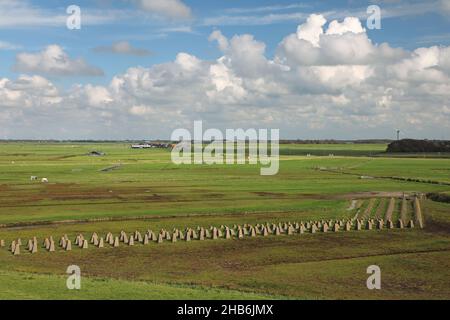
(0, 142, 449, 299)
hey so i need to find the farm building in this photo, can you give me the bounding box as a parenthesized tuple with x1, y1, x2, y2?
(131, 143, 171, 149)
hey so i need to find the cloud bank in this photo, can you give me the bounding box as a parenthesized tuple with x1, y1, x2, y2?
(1, 14, 449, 139)
(14, 45, 104, 76)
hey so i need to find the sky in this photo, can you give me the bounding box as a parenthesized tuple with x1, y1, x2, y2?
(0, 0, 450, 140)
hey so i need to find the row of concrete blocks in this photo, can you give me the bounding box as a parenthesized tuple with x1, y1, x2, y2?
(2, 218, 416, 255)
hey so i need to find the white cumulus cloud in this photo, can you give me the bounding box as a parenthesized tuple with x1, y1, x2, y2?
(132, 0, 191, 19)
(14, 45, 103, 77)
(1, 14, 449, 139)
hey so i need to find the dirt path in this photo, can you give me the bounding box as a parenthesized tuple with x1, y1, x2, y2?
(385, 198, 396, 221)
(414, 197, 424, 228)
(400, 197, 408, 222)
(374, 198, 387, 219)
(361, 198, 376, 220)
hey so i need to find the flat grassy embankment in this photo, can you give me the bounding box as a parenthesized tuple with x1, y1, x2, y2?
(0, 142, 449, 299)
(0, 142, 448, 224)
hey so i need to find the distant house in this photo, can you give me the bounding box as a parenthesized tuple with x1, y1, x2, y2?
(131, 143, 171, 149)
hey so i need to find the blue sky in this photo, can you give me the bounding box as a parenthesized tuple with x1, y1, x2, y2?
(0, 0, 450, 139)
(1, 0, 449, 86)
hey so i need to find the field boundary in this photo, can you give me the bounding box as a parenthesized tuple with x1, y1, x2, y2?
(317, 168, 450, 186)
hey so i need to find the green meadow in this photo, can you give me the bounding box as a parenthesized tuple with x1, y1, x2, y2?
(0, 142, 449, 299)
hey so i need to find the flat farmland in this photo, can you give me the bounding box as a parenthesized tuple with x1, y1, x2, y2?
(0, 142, 449, 299)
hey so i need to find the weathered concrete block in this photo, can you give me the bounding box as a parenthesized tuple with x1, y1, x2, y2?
(13, 244, 20, 255)
(43, 238, 50, 250)
(65, 240, 72, 251)
(212, 227, 218, 240)
(225, 227, 231, 239)
(262, 226, 269, 237)
(147, 231, 156, 241)
(287, 226, 294, 235)
(377, 220, 384, 230)
(386, 219, 394, 229)
(333, 223, 339, 232)
(49, 239, 55, 252)
(274, 226, 281, 236)
(238, 226, 244, 239)
(90, 233, 98, 244)
(31, 241, 38, 253)
(345, 221, 352, 231)
(143, 234, 149, 245)
(299, 224, 305, 234)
